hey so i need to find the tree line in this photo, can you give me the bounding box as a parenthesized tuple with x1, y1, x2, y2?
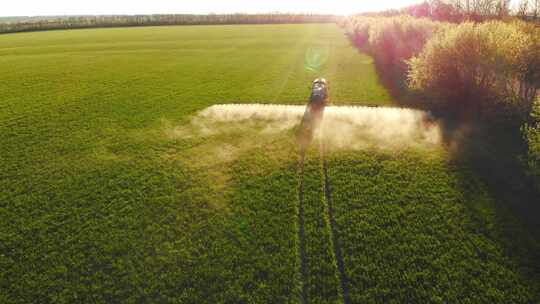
(0, 14, 339, 34)
(346, 15, 540, 193)
(360, 0, 540, 23)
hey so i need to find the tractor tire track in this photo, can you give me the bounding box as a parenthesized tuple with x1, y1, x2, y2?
(297, 151, 308, 304)
(321, 144, 351, 304)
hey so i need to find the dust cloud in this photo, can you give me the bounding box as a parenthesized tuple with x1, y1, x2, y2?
(320, 106, 441, 150)
(196, 104, 305, 135)
(172, 104, 441, 151)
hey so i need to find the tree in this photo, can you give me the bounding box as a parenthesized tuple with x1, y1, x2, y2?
(430, 0, 461, 21)
(517, 0, 530, 17)
(495, 0, 511, 19)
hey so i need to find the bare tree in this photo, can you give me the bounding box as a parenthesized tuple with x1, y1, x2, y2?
(495, 0, 511, 18)
(517, 0, 530, 17)
(444, 0, 507, 20)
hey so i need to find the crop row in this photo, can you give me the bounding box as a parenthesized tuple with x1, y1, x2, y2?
(300, 148, 342, 303)
(1, 129, 304, 304)
(326, 150, 539, 303)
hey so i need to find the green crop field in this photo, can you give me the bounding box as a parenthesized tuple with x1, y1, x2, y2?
(1, 24, 538, 303)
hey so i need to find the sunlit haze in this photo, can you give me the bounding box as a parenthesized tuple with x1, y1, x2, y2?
(3, 0, 424, 17)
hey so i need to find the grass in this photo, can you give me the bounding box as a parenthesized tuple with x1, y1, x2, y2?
(1, 23, 538, 303)
(300, 148, 342, 303)
(327, 149, 539, 303)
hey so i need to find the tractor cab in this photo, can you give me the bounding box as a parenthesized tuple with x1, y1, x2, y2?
(309, 78, 328, 110)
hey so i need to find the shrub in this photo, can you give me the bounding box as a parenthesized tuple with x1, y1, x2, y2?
(347, 17, 374, 50)
(345, 16, 448, 97)
(347, 16, 446, 71)
(524, 98, 540, 188)
(408, 21, 540, 122)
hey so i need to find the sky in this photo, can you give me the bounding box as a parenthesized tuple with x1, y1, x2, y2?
(1, 0, 424, 17)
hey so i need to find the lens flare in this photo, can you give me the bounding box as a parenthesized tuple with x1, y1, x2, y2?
(304, 46, 329, 72)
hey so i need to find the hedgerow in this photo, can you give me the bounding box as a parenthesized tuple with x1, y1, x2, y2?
(346, 16, 446, 72)
(346, 17, 540, 202)
(408, 21, 540, 122)
(346, 16, 540, 123)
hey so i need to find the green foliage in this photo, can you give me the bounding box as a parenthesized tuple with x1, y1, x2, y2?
(409, 20, 540, 121)
(0, 24, 392, 111)
(524, 98, 540, 189)
(301, 151, 342, 303)
(0, 24, 390, 303)
(1, 23, 539, 303)
(327, 149, 540, 303)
